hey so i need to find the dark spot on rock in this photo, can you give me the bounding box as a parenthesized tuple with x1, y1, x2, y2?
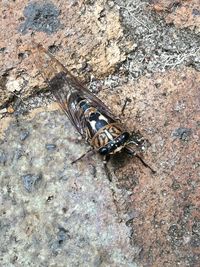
(192, 9, 200, 16)
(125, 218, 134, 227)
(192, 220, 200, 236)
(50, 227, 70, 254)
(154, 82, 161, 88)
(80, 61, 87, 71)
(0, 47, 6, 53)
(93, 255, 103, 267)
(20, 130, 29, 141)
(85, 0, 95, 5)
(22, 173, 42, 192)
(46, 195, 54, 202)
(172, 127, 192, 141)
(45, 143, 57, 151)
(18, 52, 30, 60)
(0, 149, 7, 165)
(168, 224, 184, 246)
(14, 148, 24, 160)
(190, 234, 200, 247)
(183, 204, 194, 218)
(62, 207, 68, 213)
(57, 227, 70, 244)
(89, 165, 97, 178)
(19, 1, 61, 34)
(48, 44, 61, 54)
(59, 174, 68, 181)
(18, 52, 25, 60)
(171, 179, 181, 191)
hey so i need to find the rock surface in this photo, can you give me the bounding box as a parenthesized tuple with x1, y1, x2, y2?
(0, 104, 137, 267)
(152, 0, 200, 32)
(0, 0, 135, 107)
(0, 0, 200, 266)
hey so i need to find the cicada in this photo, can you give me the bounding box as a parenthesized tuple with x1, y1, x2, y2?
(33, 44, 155, 172)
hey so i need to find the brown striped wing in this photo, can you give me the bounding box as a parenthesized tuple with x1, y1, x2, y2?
(32, 44, 119, 137)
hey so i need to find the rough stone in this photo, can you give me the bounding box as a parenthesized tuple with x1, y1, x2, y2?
(0, 66, 199, 266)
(22, 173, 42, 192)
(0, 0, 200, 266)
(0, 0, 135, 107)
(45, 143, 57, 151)
(101, 66, 200, 267)
(19, 1, 61, 35)
(0, 104, 137, 267)
(20, 130, 30, 141)
(152, 0, 200, 32)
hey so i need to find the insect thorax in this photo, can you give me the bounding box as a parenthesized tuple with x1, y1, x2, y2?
(78, 99, 129, 155)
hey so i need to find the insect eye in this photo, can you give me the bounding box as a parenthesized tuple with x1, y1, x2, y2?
(121, 132, 130, 143)
(99, 146, 109, 155)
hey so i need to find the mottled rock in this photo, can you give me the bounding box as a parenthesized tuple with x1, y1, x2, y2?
(172, 127, 192, 141)
(0, 105, 136, 266)
(20, 130, 29, 141)
(0, 0, 199, 265)
(152, 0, 200, 32)
(45, 143, 57, 151)
(0, 0, 135, 107)
(19, 1, 61, 34)
(0, 149, 7, 165)
(98, 66, 200, 267)
(0, 66, 199, 266)
(22, 173, 42, 192)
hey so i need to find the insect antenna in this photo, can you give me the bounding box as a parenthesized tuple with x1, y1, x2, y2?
(71, 148, 94, 165)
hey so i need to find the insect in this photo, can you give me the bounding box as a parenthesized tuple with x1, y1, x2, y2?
(33, 44, 155, 173)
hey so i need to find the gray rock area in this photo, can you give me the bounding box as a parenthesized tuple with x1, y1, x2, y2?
(0, 0, 199, 266)
(0, 108, 137, 267)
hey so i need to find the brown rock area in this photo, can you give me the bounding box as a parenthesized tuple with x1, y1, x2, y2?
(151, 0, 200, 32)
(0, 66, 199, 266)
(100, 67, 200, 267)
(0, 0, 135, 107)
(0, 0, 200, 266)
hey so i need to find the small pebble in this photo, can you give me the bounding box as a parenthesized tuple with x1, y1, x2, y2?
(45, 144, 57, 151)
(22, 173, 42, 192)
(0, 108, 7, 114)
(20, 130, 29, 141)
(7, 106, 14, 113)
(0, 149, 7, 164)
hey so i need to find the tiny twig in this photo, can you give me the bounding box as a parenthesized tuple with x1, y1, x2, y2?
(121, 97, 131, 115)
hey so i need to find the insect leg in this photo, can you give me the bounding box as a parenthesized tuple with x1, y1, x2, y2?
(124, 147, 156, 174)
(135, 154, 156, 174)
(103, 155, 113, 182)
(71, 148, 94, 165)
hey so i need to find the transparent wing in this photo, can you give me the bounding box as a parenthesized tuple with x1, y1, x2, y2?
(32, 43, 118, 136)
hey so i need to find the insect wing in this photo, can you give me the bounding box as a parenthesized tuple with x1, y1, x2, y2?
(33, 44, 119, 136)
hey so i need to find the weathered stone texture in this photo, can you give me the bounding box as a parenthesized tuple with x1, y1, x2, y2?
(0, 0, 199, 266)
(1, 66, 199, 266)
(103, 67, 200, 267)
(0, 0, 134, 107)
(152, 0, 200, 32)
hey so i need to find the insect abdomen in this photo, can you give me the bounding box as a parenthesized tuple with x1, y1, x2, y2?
(91, 124, 124, 149)
(77, 98, 129, 154)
